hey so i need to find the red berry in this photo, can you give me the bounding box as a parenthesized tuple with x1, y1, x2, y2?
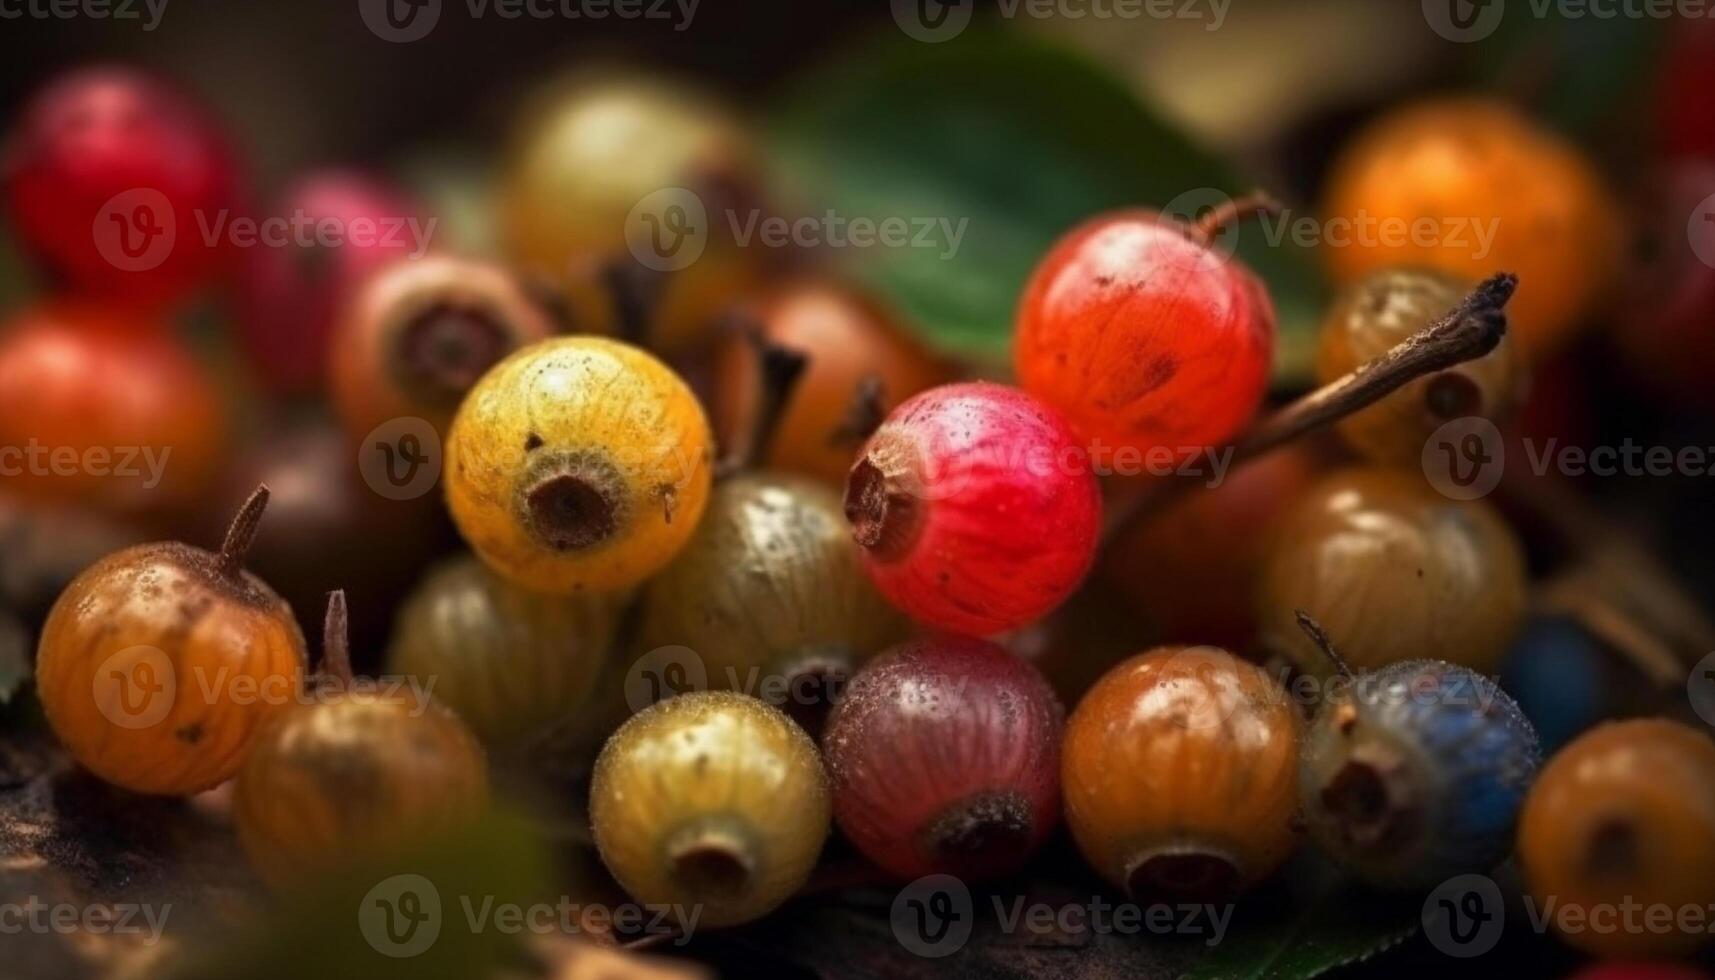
(1569, 967, 1711, 980)
(234, 170, 423, 394)
(844, 382, 1102, 636)
(4, 66, 241, 311)
(1014, 207, 1274, 456)
(1658, 18, 1715, 161)
(822, 636, 1063, 881)
(1614, 162, 1715, 414)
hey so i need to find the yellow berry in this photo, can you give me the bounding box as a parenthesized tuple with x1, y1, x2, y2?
(590, 692, 830, 927)
(445, 336, 713, 594)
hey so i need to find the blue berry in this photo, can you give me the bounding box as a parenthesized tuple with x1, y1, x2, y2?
(1499, 615, 1607, 751)
(1300, 658, 1542, 889)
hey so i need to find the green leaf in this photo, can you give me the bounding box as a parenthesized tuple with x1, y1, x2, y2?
(168, 806, 555, 980)
(1178, 859, 1419, 980)
(769, 29, 1324, 380)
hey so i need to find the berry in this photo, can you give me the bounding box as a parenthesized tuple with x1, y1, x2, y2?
(445, 336, 714, 595)
(234, 593, 488, 889)
(1322, 98, 1619, 356)
(1500, 616, 1609, 752)
(0, 302, 223, 513)
(1300, 657, 1540, 889)
(330, 255, 555, 439)
(1614, 162, 1715, 414)
(712, 280, 949, 487)
(387, 554, 624, 750)
(1014, 202, 1275, 456)
(1101, 444, 1320, 649)
(235, 170, 423, 394)
(1317, 268, 1522, 463)
(1519, 720, 1715, 958)
(844, 382, 1101, 636)
(1657, 17, 1715, 161)
(208, 421, 455, 661)
(1568, 967, 1712, 980)
(822, 636, 1063, 881)
(35, 488, 306, 795)
(590, 691, 830, 928)
(4, 66, 241, 310)
(501, 70, 761, 353)
(1257, 468, 1527, 676)
(1062, 646, 1300, 902)
(634, 473, 908, 731)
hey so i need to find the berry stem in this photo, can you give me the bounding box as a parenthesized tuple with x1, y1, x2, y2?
(829, 374, 887, 448)
(321, 589, 355, 687)
(1294, 609, 1356, 680)
(217, 485, 271, 580)
(1103, 273, 1517, 543)
(720, 323, 809, 476)
(1189, 189, 1283, 245)
(600, 259, 668, 347)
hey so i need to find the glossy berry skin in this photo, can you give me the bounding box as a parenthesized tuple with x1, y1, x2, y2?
(0, 302, 223, 514)
(446, 337, 713, 595)
(1615, 162, 1715, 415)
(844, 383, 1101, 636)
(1317, 268, 1522, 463)
(4, 66, 241, 310)
(1063, 647, 1300, 902)
(1015, 209, 1274, 456)
(235, 170, 423, 394)
(502, 70, 761, 354)
(1101, 444, 1320, 649)
(330, 255, 555, 439)
(591, 691, 830, 928)
(1499, 616, 1608, 752)
(1258, 468, 1527, 676)
(1519, 720, 1715, 959)
(635, 474, 908, 730)
(712, 280, 950, 486)
(823, 637, 1063, 881)
(1300, 660, 1540, 889)
(35, 495, 307, 795)
(234, 681, 489, 890)
(387, 554, 624, 750)
(1323, 98, 1618, 356)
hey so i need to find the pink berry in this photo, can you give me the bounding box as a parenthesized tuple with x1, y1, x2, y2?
(844, 381, 1101, 636)
(234, 170, 424, 394)
(1014, 207, 1275, 456)
(4, 66, 241, 311)
(822, 635, 1063, 881)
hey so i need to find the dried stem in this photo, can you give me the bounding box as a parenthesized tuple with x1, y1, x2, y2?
(320, 589, 354, 687)
(719, 323, 809, 476)
(829, 374, 887, 448)
(1190, 189, 1283, 245)
(217, 485, 270, 580)
(601, 259, 668, 347)
(1294, 609, 1355, 680)
(1103, 273, 1518, 543)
